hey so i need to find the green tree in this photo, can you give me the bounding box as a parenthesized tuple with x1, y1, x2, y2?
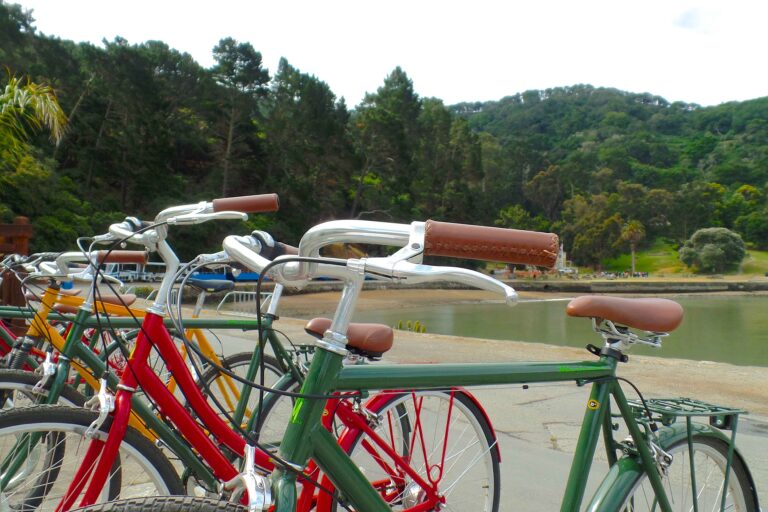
(0, 155, 91, 249)
(412, 97, 453, 218)
(734, 209, 768, 248)
(211, 37, 270, 196)
(264, 58, 353, 235)
(679, 227, 746, 273)
(672, 182, 727, 240)
(0, 2, 36, 71)
(559, 194, 623, 268)
(350, 67, 421, 219)
(495, 204, 550, 232)
(523, 165, 566, 220)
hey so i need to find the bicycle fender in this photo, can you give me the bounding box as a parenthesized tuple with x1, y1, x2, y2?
(584, 421, 757, 512)
(584, 455, 643, 512)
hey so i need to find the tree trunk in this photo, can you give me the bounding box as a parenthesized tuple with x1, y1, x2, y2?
(222, 104, 236, 197)
(53, 74, 94, 158)
(85, 98, 113, 194)
(350, 156, 372, 218)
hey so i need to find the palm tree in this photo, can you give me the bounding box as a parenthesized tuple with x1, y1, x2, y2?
(619, 220, 646, 275)
(1, 75, 67, 169)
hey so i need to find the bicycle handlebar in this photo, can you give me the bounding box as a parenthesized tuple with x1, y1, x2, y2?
(31, 250, 142, 283)
(223, 219, 558, 304)
(109, 194, 280, 249)
(28, 252, 62, 262)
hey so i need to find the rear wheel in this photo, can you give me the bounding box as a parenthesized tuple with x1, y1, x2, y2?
(0, 369, 87, 409)
(199, 351, 299, 452)
(332, 389, 501, 511)
(618, 435, 757, 511)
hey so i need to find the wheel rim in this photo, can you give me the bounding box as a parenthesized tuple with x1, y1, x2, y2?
(0, 419, 174, 510)
(343, 390, 498, 511)
(621, 438, 750, 511)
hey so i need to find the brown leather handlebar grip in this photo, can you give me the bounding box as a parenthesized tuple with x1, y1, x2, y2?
(212, 194, 280, 213)
(423, 220, 559, 267)
(95, 250, 149, 265)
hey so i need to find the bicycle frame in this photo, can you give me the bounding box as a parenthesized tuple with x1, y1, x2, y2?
(0, 320, 20, 358)
(0, 280, 272, 424)
(270, 347, 685, 512)
(58, 309, 281, 509)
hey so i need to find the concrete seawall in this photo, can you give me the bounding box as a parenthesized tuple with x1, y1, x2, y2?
(509, 278, 768, 293)
(260, 277, 768, 295)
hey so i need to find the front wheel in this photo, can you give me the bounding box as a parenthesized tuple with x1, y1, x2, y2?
(72, 496, 247, 511)
(618, 435, 757, 511)
(0, 369, 87, 409)
(0, 405, 183, 510)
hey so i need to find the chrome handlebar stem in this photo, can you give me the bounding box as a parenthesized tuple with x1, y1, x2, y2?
(223, 219, 519, 350)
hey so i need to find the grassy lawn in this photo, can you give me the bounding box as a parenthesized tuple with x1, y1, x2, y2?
(741, 250, 768, 275)
(602, 240, 768, 277)
(603, 239, 686, 275)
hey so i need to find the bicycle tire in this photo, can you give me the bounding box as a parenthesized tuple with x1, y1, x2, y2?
(72, 496, 247, 511)
(617, 435, 757, 511)
(198, 351, 299, 452)
(330, 389, 501, 511)
(0, 368, 87, 409)
(0, 405, 184, 509)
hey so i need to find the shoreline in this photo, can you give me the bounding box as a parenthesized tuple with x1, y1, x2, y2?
(273, 285, 768, 315)
(271, 288, 768, 419)
(252, 275, 768, 296)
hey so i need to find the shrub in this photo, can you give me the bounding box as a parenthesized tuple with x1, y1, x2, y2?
(679, 227, 745, 273)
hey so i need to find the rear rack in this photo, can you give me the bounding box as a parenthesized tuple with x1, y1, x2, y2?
(628, 397, 746, 430)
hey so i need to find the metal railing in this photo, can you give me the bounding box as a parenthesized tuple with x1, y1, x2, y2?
(216, 291, 273, 317)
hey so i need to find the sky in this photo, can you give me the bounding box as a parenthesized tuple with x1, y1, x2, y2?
(12, 0, 768, 108)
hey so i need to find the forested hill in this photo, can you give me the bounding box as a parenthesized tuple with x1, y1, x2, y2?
(3, 2, 768, 265)
(450, 87, 768, 265)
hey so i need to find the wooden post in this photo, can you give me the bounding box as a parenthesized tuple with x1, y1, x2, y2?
(0, 217, 34, 335)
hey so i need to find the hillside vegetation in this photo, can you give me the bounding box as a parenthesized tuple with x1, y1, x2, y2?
(3, 2, 768, 270)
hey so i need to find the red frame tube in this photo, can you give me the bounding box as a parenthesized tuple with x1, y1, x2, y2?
(67, 312, 277, 508)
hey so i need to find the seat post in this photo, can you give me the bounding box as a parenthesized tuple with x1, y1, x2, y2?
(192, 290, 207, 318)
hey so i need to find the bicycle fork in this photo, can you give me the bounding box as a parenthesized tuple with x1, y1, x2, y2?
(55, 374, 134, 510)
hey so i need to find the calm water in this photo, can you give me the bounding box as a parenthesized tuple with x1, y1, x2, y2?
(354, 295, 768, 367)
